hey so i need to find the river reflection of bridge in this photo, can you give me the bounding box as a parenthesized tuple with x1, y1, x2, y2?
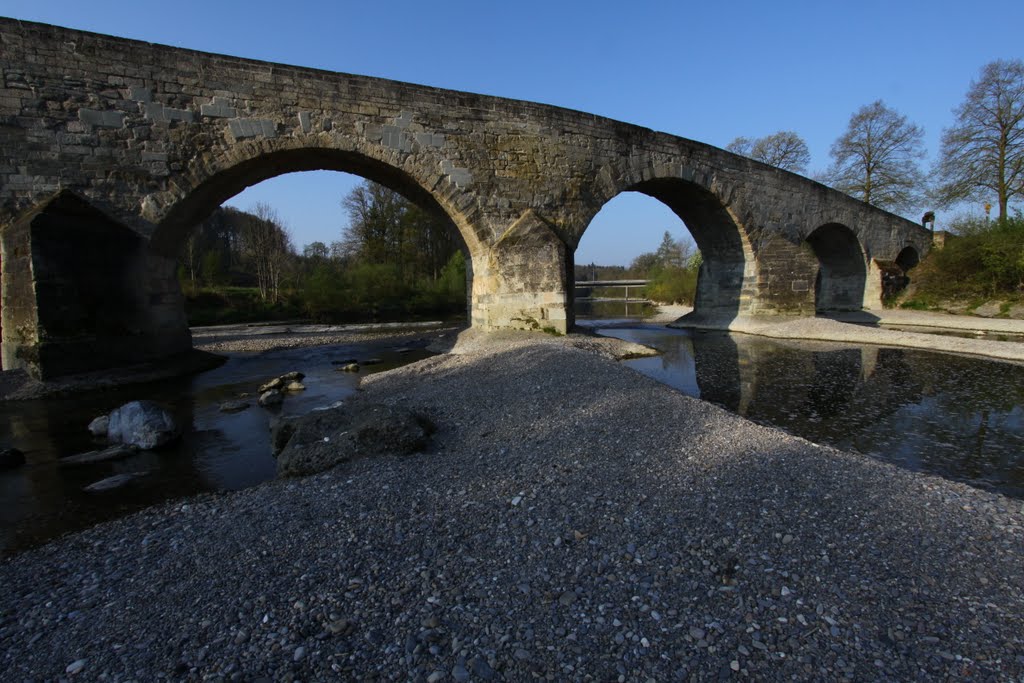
(604, 327, 1024, 498)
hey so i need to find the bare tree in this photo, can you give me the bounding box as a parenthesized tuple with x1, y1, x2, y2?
(935, 59, 1024, 221)
(751, 132, 811, 173)
(241, 202, 293, 302)
(727, 131, 811, 173)
(725, 136, 754, 157)
(180, 232, 200, 293)
(824, 100, 927, 214)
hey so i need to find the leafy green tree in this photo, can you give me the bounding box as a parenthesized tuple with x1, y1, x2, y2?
(201, 250, 226, 287)
(935, 59, 1024, 221)
(340, 181, 459, 283)
(824, 100, 927, 214)
(655, 230, 685, 268)
(303, 241, 330, 261)
(628, 252, 660, 277)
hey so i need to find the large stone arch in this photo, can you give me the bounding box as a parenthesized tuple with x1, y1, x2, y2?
(140, 141, 483, 330)
(806, 222, 868, 312)
(145, 139, 485, 259)
(577, 161, 757, 321)
(577, 154, 761, 323)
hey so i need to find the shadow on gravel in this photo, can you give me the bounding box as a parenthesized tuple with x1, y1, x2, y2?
(364, 341, 1024, 679)
(2, 339, 1021, 681)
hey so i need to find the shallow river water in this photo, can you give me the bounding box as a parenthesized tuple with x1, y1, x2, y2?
(596, 325, 1024, 499)
(0, 336, 435, 556)
(4, 319, 1023, 556)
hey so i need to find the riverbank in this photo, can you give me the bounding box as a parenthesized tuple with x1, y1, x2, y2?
(666, 306, 1024, 364)
(0, 323, 462, 401)
(1, 331, 1021, 680)
(191, 321, 462, 354)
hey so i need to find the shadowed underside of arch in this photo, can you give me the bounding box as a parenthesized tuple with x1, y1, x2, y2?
(624, 177, 754, 317)
(149, 147, 474, 259)
(807, 223, 867, 311)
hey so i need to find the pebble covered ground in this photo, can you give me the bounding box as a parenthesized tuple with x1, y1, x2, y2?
(191, 323, 460, 355)
(1, 331, 1022, 681)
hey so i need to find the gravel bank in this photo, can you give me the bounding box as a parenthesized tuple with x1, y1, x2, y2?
(2, 331, 1022, 681)
(192, 322, 461, 354)
(670, 310, 1024, 364)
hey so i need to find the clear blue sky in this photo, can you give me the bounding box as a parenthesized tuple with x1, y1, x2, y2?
(5, 0, 1021, 264)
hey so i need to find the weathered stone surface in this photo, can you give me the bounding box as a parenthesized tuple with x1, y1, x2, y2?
(274, 402, 434, 477)
(106, 401, 180, 449)
(87, 415, 109, 437)
(0, 19, 930, 379)
(218, 400, 251, 413)
(258, 389, 283, 407)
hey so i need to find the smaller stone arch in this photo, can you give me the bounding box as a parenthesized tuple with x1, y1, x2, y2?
(895, 246, 920, 272)
(806, 223, 867, 312)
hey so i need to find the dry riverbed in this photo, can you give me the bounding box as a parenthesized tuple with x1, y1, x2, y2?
(1, 329, 1022, 681)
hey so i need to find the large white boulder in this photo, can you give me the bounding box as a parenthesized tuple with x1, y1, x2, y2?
(106, 400, 180, 449)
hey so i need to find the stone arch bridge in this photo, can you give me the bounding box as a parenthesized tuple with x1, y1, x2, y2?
(0, 19, 930, 378)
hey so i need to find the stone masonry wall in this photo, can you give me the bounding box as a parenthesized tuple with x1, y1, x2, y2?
(0, 18, 932, 375)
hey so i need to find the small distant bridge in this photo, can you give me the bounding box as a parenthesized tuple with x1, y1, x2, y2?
(574, 280, 650, 304)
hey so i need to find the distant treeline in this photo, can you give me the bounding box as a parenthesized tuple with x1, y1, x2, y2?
(178, 182, 467, 325)
(576, 231, 702, 305)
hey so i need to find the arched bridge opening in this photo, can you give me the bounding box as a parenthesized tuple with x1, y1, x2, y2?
(153, 148, 475, 336)
(576, 177, 755, 323)
(806, 223, 867, 312)
(151, 147, 477, 259)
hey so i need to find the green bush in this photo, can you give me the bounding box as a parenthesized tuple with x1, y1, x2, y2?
(909, 215, 1024, 301)
(646, 264, 698, 304)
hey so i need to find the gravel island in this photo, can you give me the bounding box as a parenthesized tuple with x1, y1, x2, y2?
(1, 330, 1022, 681)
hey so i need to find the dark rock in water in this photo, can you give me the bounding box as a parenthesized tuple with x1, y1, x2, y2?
(0, 447, 25, 470)
(361, 358, 383, 366)
(258, 389, 284, 407)
(259, 371, 305, 393)
(331, 359, 358, 365)
(258, 377, 283, 393)
(107, 401, 180, 449)
(274, 401, 435, 477)
(219, 400, 251, 413)
(87, 415, 109, 437)
(61, 444, 139, 466)
(83, 471, 148, 493)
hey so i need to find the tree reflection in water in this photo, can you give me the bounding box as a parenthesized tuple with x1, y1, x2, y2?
(602, 326, 1024, 498)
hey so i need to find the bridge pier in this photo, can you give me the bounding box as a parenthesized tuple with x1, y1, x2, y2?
(1, 192, 191, 379)
(469, 210, 572, 334)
